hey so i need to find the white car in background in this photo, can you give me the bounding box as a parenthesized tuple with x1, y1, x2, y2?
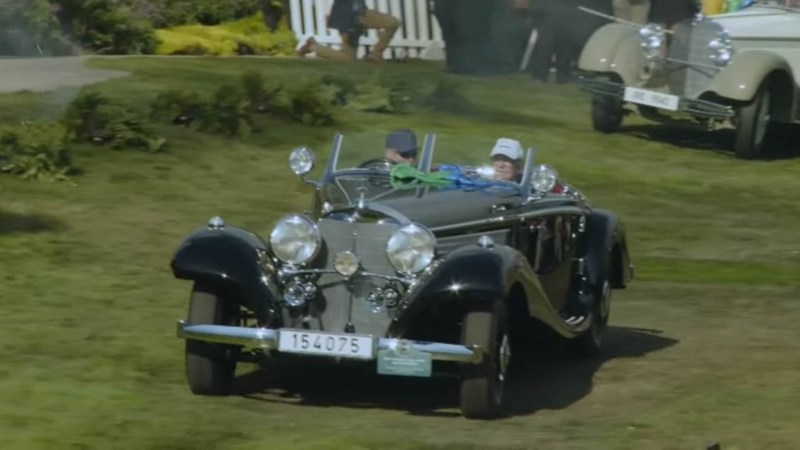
(578, 3, 800, 159)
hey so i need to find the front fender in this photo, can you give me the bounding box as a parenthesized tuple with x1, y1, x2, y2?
(707, 50, 795, 102)
(578, 22, 647, 85)
(584, 209, 632, 290)
(170, 225, 280, 321)
(387, 245, 530, 336)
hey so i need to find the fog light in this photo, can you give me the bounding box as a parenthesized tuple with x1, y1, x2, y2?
(383, 288, 399, 308)
(334, 250, 360, 277)
(283, 280, 307, 307)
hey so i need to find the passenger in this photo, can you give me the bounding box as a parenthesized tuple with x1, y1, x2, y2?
(489, 138, 524, 182)
(384, 129, 419, 164)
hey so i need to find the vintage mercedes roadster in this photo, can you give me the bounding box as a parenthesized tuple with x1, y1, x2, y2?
(170, 133, 634, 419)
(578, 3, 800, 159)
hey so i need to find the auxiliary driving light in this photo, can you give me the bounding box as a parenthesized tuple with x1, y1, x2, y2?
(334, 250, 360, 277)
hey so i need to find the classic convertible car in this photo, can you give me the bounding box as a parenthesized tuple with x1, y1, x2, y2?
(578, 3, 800, 159)
(170, 133, 634, 419)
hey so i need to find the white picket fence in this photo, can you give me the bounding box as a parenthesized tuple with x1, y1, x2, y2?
(288, 0, 446, 60)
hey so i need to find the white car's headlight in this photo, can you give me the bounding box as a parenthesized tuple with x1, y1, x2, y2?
(708, 30, 734, 66)
(638, 24, 665, 60)
(386, 223, 436, 275)
(269, 214, 321, 265)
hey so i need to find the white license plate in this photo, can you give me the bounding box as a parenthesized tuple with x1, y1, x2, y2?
(278, 330, 374, 359)
(624, 87, 680, 111)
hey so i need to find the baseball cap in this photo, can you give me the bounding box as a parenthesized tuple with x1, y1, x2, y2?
(385, 129, 418, 156)
(490, 138, 523, 161)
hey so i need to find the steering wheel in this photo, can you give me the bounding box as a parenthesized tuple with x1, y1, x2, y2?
(358, 158, 397, 170)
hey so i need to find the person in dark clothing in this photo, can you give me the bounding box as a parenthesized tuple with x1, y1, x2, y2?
(529, 0, 581, 83)
(649, 0, 700, 28)
(432, 0, 498, 75)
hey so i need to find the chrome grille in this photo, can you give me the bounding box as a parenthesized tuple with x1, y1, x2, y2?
(301, 218, 399, 337)
(666, 19, 724, 99)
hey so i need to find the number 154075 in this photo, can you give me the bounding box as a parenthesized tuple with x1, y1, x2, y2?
(278, 330, 374, 359)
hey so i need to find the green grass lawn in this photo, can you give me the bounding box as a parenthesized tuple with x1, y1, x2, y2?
(1, 56, 799, 450)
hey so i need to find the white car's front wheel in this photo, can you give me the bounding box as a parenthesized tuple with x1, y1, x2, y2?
(591, 95, 624, 134)
(733, 80, 773, 160)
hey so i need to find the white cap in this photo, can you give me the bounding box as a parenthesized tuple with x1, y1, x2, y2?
(490, 138, 523, 161)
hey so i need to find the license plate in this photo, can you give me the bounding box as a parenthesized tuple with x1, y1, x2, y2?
(624, 87, 680, 111)
(278, 330, 374, 359)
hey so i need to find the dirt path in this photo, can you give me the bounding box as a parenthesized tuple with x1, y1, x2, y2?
(0, 56, 129, 93)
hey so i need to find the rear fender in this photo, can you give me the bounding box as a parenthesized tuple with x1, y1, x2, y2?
(170, 226, 280, 322)
(578, 22, 647, 85)
(583, 209, 632, 291)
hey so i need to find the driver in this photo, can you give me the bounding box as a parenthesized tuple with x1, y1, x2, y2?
(384, 129, 419, 164)
(489, 138, 524, 182)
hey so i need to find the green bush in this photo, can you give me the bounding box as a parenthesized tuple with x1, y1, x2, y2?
(0, 0, 76, 56)
(199, 84, 254, 137)
(54, 0, 159, 54)
(150, 89, 209, 127)
(0, 122, 73, 181)
(424, 78, 473, 113)
(154, 12, 296, 56)
(285, 81, 337, 126)
(62, 90, 167, 152)
(240, 70, 284, 115)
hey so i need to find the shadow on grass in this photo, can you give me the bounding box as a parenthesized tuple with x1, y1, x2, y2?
(233, 326, 678, 418)
(621, 124, 800, 160)
(0, 209, 65, 235)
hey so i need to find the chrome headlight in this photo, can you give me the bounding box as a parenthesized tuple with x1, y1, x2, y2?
(531, 164, 558, 193)
(708, 30, 734, 67)
(289, 146, 315, 176)
(386, 223, 436, 276)
(638, 24, 665, 60)
(269, 214, 321, 265)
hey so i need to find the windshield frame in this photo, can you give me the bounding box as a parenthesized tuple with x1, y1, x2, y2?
(315, 133, 537, 208)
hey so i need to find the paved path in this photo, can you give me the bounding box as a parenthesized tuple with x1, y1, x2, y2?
(0, 56, 129, 93)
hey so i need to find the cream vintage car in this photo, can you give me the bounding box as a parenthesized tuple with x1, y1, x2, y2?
(577, 3, 800, 159)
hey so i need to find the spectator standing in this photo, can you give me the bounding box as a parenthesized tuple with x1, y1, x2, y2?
(297, 0, 401, 62)
(529, 0, 580, 83)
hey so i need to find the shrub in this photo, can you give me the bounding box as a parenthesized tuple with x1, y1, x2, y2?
(0, 0, 76, 56)
(424, 77, 472, 113)
(154, 12, 296, 56)
(285, 81, 337, 126)
(199, 84, 254, 137)
(53, 0, 159, 54)
(62, 90, 167, 152)
(0, 122, 73, 181)
(240, 70, 284, 115)
(150, 89, 209, 127)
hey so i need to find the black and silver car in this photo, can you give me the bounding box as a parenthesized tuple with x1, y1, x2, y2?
(170, 133, 634, 419)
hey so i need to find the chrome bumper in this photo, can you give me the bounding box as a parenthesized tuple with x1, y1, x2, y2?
(176, 320, 484, 364)
(579, 77, 735, 120)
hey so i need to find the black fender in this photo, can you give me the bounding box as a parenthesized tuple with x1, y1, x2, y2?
(387, 245, 551, 339)
(583, 208, 633, 292)
(170, 225, 280, 322)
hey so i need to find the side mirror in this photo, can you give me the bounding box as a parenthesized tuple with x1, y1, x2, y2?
(289, 147, 317, 185)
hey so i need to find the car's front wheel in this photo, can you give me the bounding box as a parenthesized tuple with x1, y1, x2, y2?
(591, 95, 624, 133)
(733, 80, 773, 160)
(185, 282, 241, 396)
(459, 301, 511, 420)
(568, 279, 611, 358)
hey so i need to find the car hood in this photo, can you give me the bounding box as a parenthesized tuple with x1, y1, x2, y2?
(375, 187, 521, 232)
(712, 6, 800, 39)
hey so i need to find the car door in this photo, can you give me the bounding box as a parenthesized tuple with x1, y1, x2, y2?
(524, 213, 579, 312)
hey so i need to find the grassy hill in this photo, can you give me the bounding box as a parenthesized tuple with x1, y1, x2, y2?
(1, 56, 799, 449)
